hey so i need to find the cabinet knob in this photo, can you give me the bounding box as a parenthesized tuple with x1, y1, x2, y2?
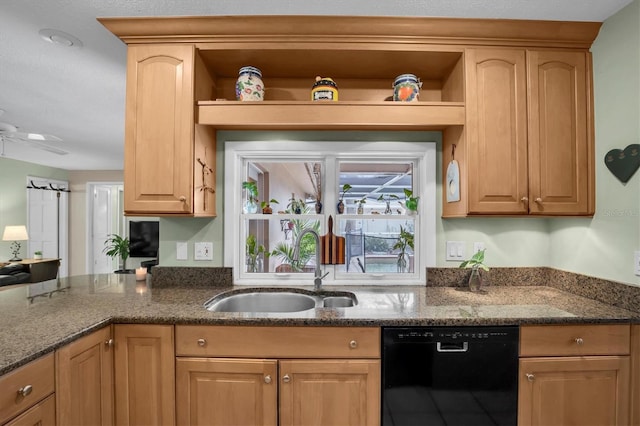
(17, 385, 33, 397)
(179, 196, 186, 202)
(520, 197, 529, 202)
(264, 375, 272, 384)
(526, 373, 535, 382)
(534, 197, 543, 203)
(197, 338, 207, 347)
(349, 340, 358, 349)
(575, 337, 584, 345)
(282, 374, 291, 383)
(105, 338, 114, 347)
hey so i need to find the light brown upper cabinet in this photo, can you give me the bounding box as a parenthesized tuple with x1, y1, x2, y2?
(124, 44, 216, 216)
(443, 48, 594, 217)
(99, 16, 600, 218)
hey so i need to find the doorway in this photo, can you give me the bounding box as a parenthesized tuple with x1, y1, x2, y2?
(87, 183, 123, 274)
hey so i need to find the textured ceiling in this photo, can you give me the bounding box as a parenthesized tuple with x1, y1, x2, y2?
(0, 0, 633, 170)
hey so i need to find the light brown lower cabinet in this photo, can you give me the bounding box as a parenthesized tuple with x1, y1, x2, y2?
(55, 325, 114, 426)
(4, 394, 55, 426)
(175, 325, 381, 426)
(114, 324, 176, 426)
(519, 324, 631, 426)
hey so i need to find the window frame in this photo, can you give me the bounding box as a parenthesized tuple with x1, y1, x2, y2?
(224, 140, 436, 286)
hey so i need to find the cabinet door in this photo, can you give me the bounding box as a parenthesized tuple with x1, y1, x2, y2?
(114, 324, 175, 426)
(465, 48, 528, 214)
(519, 356, 630, 426)
(527, 50, 592, 215)
(4, 395, 55, 426)
(176, 358, 277, 426)
(125, 44, 195, 215)
(56, 326, 114, 426)
(279, 359, 380, 426)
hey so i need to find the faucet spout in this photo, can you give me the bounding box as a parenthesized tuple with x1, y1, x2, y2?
(293, 228, 324, 291)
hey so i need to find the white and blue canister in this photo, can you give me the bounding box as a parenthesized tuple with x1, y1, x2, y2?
(393, 74, 422, 102)
(235, 66, 265, 101)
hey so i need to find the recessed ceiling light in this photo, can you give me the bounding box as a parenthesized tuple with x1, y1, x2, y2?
(38, 29, 83, 48)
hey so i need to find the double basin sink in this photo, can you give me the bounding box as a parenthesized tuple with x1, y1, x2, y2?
(205, 288, 357, 313)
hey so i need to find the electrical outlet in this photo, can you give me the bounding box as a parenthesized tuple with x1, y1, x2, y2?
(446, 241, 465, 261)
(176, 242, 188, 260)
(634, 251, 640, 276)
(194, 242, 213, 261)
(473, 242, 486, 254)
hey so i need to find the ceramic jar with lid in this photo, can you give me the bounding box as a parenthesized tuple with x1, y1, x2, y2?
(235, 66, 264, 101)
(393, 74, 422, 102)
(311, 76, 338, 101)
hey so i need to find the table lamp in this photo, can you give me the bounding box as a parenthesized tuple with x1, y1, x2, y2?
(2, 225, 29, 262)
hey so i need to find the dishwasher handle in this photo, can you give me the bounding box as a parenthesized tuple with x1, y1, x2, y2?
(436, 341, 469, 352)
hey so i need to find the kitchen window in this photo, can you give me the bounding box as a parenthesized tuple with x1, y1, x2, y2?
(224, 141, 436, 285)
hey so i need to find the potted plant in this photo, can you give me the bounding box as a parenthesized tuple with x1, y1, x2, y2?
(261, 198, 279, 214)
(33, 250, 43, 260)
(392, 225, 414, 273)
(242, 181, 259, 213)
(356, 196, 367, 215)
(246, 234, 266, 273)
(459, 249, 489, 292)
(337, 183, 352, 214)
(377, 194, 398, 214)
(400, 188, 419, 214)
(271, 205, 320, 271)
(103, 234, 130, 273)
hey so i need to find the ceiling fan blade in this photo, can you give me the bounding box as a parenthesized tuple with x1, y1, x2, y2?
(2, 136, 68, 155)
(10, 131, 62, 142)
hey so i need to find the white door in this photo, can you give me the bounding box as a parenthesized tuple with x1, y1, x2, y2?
(27, 177, 69, 277)
(91, 185, 113, 274)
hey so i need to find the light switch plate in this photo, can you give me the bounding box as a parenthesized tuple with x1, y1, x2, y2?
(634, 251, 640, 276)
(445, 241, 465, 261)
(176, 242, 188, 260)
(194, 242, 213, 261)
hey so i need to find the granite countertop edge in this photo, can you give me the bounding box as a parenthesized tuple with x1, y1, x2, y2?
(0, 272, 638, 376)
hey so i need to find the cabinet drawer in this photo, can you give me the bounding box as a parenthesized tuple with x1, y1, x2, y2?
(176, 326, 380, 358)
(520, 324, 630, 357)
(0, 353, 55, 424)
(3, 394, 55, 426)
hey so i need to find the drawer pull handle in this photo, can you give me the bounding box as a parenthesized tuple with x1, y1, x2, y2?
(18, 385, 33, 397)
(349, 340, 358, 349)
(105, 338, 114, 347)
(526, 373, 535, 382)
(179, 196, 187, 202)
(264, 375, 272, 384)
(520, 197, 529, 202)
(575, 337, 584, 345)
(534, 197, 543, 204)
(282, 374, 291, 383)
(197, 338, 207, 347)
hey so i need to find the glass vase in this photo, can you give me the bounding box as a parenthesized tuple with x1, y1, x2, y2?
(468, 267, 483, 292)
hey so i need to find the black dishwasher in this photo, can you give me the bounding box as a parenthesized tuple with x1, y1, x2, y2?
(382, 326, 519, 426)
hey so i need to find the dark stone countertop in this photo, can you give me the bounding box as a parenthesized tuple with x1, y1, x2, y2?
(0, 272, 637, 376)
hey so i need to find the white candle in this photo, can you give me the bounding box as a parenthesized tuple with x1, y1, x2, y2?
(135, 267, 147, 281)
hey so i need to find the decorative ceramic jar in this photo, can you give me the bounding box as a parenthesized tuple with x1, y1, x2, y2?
(311, 76, 338, 101)
(236, 66, 264, 101)
(393, 74, 421, 102)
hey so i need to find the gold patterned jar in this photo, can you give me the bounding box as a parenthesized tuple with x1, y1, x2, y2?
(311, 76, 338, 101)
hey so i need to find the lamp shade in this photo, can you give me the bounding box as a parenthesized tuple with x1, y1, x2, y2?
(2, 225, 29, 241)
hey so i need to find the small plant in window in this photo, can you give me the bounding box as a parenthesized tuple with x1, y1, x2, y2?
(337, 184, 352, 214)
(392, 226, 414, 273)
(377, 194, 399, 214)
(246, 234, 266, 273)
(242, 181, 259, 214)
(400, 188, 419, 214)
(356, 196, 367, 214)
(260, 198, 279, 214)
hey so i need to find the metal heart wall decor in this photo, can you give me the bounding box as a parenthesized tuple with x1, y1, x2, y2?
(604, 144, 640, 183)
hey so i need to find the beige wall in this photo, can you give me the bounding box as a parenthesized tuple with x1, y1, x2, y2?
(68, 170, 123, 276)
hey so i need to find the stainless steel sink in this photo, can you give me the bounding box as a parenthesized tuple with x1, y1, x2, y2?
(205, 289, 357, 313)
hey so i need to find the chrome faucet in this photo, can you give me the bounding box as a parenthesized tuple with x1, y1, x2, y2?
(293, 229, 327, 291)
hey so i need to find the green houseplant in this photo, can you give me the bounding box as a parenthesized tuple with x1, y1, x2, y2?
(337, 184, 352, 214)
(459, 249, 489, 292)
(242, 181, 259, 213)
(103, 234, 130, 272)
(261, 198, 279, 214)
(33, 250, 43, 260)
(270, 202, 320, 272)
(246, 234, 266, 273)
(392, 225, 414, 273)
(401, 188, 419, 214)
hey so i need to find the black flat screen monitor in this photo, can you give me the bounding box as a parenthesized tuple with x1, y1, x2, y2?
(129, 221, 159, 258)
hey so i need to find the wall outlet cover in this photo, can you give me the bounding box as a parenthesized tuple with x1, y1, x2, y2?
(194, 242, 213, 261)
(176, 242, 188, 261)
(634, 251, 640, 276)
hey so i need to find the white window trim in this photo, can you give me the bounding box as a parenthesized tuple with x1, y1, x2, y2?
(224, 140, 436, 286)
